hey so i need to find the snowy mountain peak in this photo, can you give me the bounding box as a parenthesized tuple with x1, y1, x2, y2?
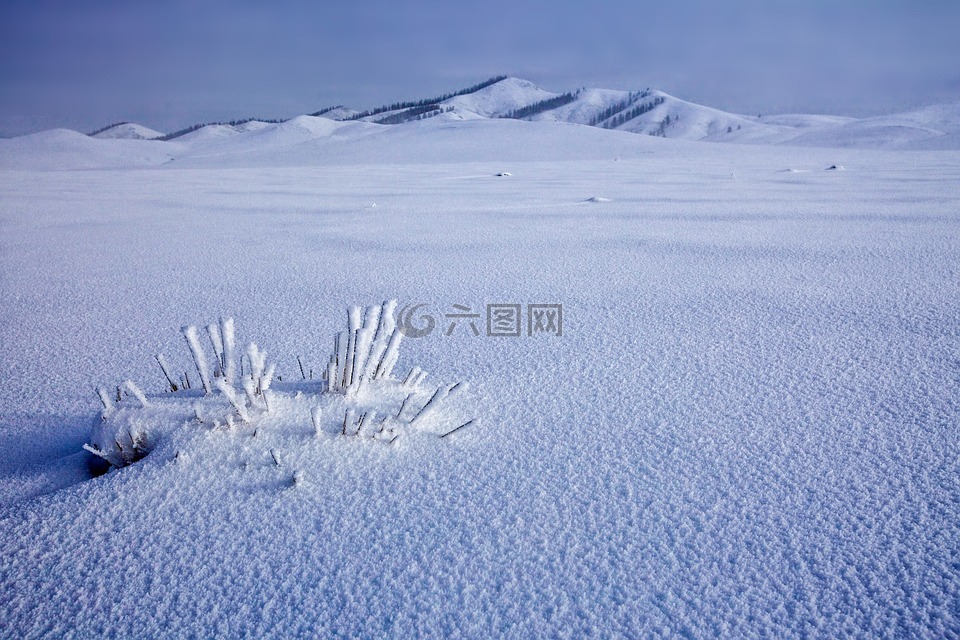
(312, 106, 360, 121)
(90, 122, 163, 140)
(442, 77, 557, 119)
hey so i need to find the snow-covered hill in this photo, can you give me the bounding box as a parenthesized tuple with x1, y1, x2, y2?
(780, 102, 960, 150)
(172, 116, 381, 164)
(0, 128, 172, 169)
(90, 122, 163, 140)
(583, 90, 762, 140)
(527, 88, 632, 125)
(442, 77, 557, 118)
(11, 77, 960, 158)
(313, 106, 360, 120)
(175, 123, 243, 143)
(524, 86, 960, 149)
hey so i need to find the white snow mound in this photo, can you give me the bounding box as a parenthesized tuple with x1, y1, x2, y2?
(91, 123, 164, 140)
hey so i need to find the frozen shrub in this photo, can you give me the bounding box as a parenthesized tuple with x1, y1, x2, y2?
(86, 301, 475, 471)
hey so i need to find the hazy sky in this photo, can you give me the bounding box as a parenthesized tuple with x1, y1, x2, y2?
(1, 0, 958, 136)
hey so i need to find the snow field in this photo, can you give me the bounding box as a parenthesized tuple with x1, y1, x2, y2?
(0, 122, 958, 637)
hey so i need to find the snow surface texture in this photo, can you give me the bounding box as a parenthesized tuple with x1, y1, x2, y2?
(0, 116, 959, 638)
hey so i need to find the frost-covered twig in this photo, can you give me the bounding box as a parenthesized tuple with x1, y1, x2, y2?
(341, 408, 356, 436)
(124, 380, 150, 408)
(206, 323, 225, 377)
(409, 387, 444, 424)
(350, 305, 380, 388)
(182, 325, 212, 394)
(376, 328, 403, 380)
(358, 411, 376, 436)
(263, 390, 273, 413)
(362, 301, 394, 379)
(260, 362, 276, 393)
(440, 418, 475, 439)
(83, 443, 118, 467)
(402, 367, 421, 387)
(216, 379, 250, 422)
(326, 360, 337, 392)
(326, 301, 405, 392)
(359, 301, 398, 386)
(220, 317, 236, 384)
(247, 343, 265, 384)
(96, 387, 115, 418)
(243, 378, 257, 407)
(343, 306, 361, 387)
(155, 354, 179, 392)
(396, 393, 414, 420)
(410, 382, 464, 425)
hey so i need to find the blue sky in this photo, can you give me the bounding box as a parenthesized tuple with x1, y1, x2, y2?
(1, 0, 958, 136)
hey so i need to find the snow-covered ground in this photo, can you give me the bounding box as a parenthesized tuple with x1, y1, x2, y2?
(0, 116, 958, 637)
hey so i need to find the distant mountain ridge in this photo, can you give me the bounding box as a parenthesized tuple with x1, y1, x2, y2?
(43, 76, 960, 150)
(90, 122, 164, 140)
